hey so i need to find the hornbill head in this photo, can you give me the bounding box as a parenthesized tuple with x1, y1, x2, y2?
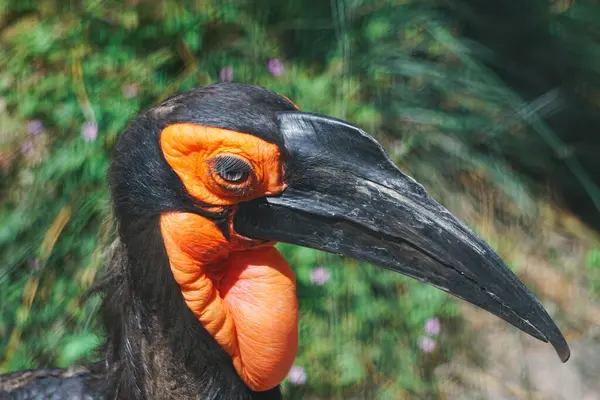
(108, 83, 569, 393)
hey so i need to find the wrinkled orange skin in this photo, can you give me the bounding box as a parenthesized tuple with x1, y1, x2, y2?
(160, 124, 285, 205)
(159, 124, 298, 392)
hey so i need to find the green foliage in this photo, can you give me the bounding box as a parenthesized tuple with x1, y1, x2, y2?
(585, 248, 600, 296)
(278, 244, 457, 397)
(57, 332, 99, 368)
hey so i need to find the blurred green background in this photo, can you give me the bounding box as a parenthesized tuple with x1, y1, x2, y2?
(1, 0, 600, 398)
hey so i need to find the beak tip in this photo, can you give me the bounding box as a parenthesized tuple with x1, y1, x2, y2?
(543, 328, 570, 362)
(531, 314, 571, 363)
(554, 339, 571, 363)
(547, 323, 571, 363)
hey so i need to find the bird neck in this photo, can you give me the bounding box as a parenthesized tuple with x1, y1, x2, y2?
(100, 216, 281, 400)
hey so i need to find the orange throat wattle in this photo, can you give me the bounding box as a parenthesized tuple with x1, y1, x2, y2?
(160, 212, 299, 392)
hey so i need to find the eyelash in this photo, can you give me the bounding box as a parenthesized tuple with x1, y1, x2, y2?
(210, 155, 255, 191)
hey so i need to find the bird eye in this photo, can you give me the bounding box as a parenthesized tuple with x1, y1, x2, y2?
(211, 155, 253, 184)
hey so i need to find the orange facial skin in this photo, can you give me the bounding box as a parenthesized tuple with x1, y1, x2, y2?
(159, 124, 298, 392)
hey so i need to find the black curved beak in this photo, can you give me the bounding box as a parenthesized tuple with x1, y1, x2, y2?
(234, 112, 570, 362)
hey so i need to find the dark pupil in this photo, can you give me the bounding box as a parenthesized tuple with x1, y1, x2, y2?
(213, 156, 252, 183)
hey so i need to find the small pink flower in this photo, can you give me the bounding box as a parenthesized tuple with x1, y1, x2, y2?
(81, 121, 98, 142)
(27, 120, 44, 136)
(267, 59, 284, 77)
(288, 366, 307, 385)
(424, 318, 440, 336)
(310, 266, 331, 286)
(121, 84, 139, 99)
(219, 66, 234, 82)
(418, 336, 436, 353)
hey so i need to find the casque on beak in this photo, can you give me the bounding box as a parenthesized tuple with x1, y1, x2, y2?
(234, 111, 570, 362)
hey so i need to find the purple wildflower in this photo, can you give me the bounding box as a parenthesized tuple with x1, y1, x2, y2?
(287, 366, 307, 385)
(219, 66, 234, 82)
(267, 59, 284, 77)
(81, 121, 98, 142)
(310, 266, 331, 286)
(27, 120, 44, 136)
(424, 318, 441, 336)
(418, 336, 436, 353)
(122, 84, 139, 99)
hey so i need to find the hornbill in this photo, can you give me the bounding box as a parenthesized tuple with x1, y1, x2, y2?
(0, 83, 570, 399)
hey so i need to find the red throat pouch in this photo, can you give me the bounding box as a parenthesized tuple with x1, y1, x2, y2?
(161, 213, 298, 392)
